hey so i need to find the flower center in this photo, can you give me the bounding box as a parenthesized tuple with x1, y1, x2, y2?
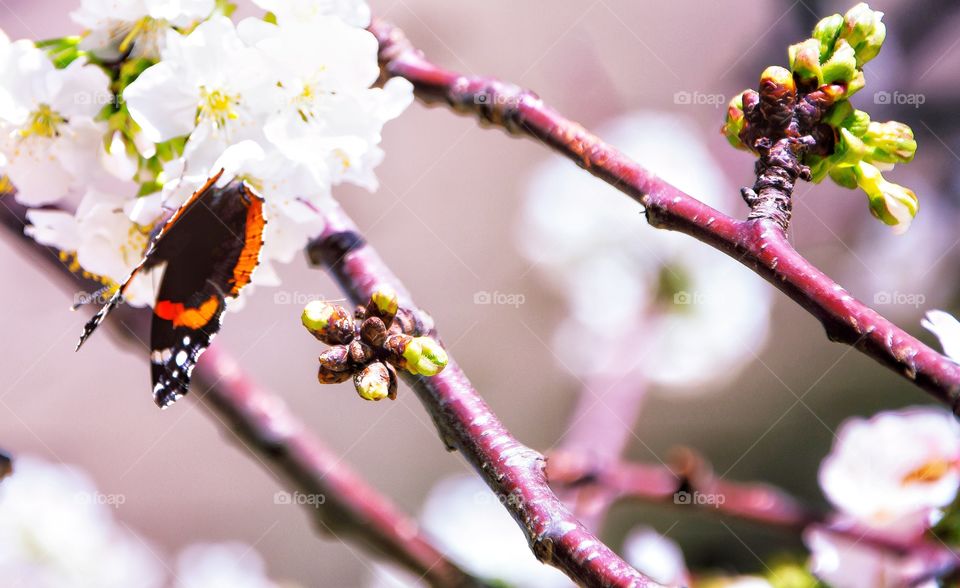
(21, 104, 65, 139)
(902, 458, 954, 485)
(118, 16, 168, 57)
(197, 87, 240, 129)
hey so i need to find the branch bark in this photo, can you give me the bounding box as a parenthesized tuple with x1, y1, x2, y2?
(369, 18, 960, 413)
(0, 200, 482, 588)
(308, 203, 662, 587)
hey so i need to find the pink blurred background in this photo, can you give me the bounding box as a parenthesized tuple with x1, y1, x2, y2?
(2, 0, 959, 584)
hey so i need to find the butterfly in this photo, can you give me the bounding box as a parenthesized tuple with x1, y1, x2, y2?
(76, 170, 266, 408)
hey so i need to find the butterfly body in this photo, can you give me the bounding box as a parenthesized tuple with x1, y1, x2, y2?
(77, 172, 266, 408)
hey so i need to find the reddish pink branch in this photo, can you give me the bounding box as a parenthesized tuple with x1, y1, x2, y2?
(548, 447, 818, 531)
(0, 201, 481, 588)
(370, 18, 960, 413)
(308, 203, 662, 587)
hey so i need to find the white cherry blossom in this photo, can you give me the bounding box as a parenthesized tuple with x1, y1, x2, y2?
(818, 407, 960, 539)
(71, 0, 214, 60)
(252, 0, 371, 28)
(0, 37, 110, 205)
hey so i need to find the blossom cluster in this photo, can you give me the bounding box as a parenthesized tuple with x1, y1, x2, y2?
(723, 3, 920, 233)
(1, 0, 412, 307)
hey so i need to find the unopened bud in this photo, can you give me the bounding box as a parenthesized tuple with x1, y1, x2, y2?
(855, 161, 918, 233)
(788, 39, 822, 84)
(813, 13, 844, 58)
(721, 93, 747, 150)
(360, 316, 388, 347)
(841, 2, 886, 65)
(402, 337, 448, 377)
(302, 300, 355, 345)
(318, 346, 352, 384)
(759, 66, 796, 128)
(367, 286, 399, 325)
(863, 120, 916, 165)
(354, 362, 393, 401)
(821, 39, 858, 87)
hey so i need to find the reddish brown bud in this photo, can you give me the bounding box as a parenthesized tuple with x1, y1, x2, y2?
(348, 339, 374, 364)
(318, 346, 352, 384)
(302, 301, 355, 345)
(360, 317, 388, 347)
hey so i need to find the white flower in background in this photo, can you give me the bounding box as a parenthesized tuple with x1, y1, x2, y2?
(71, 0, 214, 60)
(804, 526, 940, 588)
(0, 457, 164, 588)
(0, 36, 110, 205)
(923, 310, 960, 362)
(252, 0, 371, 28)
(818, 408, 960, 539)
(518, 112, 771, 393)
(26, 187, 163, 307)
(622, 527, 689, 586)
(368, 475, 571, 588)
(175, 542, 278, 588)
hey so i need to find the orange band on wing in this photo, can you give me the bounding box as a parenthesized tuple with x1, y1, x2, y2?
(155, 295, 220, 329)
(229, 189, 265, 296)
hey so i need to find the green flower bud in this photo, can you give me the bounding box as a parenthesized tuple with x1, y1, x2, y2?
(845, 109, 871, 137)
(821, 39, 858, 86)
(354, 362, 394, 401)
(828, 165, 859, 189)
(863, 120, 916, 165)
(401, 337, 449, 377)
(722, 93, 747, 150)
(854, 161, 918, 233)
(367, 286, 399, 324)
(841, 2, 886, 65)
(302, 300, 355, 345)
(788, 39, 822, 84)
(813, 13, 844, 58)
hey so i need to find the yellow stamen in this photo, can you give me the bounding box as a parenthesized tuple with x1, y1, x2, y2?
(20, 104, 65, 139)
(902, 459, 954, 484)
(197, 86, 240, 129)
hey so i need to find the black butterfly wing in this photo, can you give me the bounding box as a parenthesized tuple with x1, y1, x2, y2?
(76, 171, 225, 351)
(148, 182, 265, 407)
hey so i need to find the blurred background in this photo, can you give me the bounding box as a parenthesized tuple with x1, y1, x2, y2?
(1, 0, 959, 585)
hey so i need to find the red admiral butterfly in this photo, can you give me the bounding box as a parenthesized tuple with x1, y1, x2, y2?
(76, 170, 266, 408)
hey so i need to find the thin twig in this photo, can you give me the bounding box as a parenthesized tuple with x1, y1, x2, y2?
(0, 200, 483, 588)
(308, 202, 663, 587)
(369, 18, 960, 413)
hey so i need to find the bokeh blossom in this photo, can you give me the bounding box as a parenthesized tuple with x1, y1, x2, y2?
(518, 112, 772, 392)
(818, 408, 960, 538)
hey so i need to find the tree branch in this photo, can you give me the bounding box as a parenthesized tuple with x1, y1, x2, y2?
(369, 18, 960, 413)
(308, 203, 662, 587)
(0, 200, 482, 588)
(547, 447, 819, 531)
